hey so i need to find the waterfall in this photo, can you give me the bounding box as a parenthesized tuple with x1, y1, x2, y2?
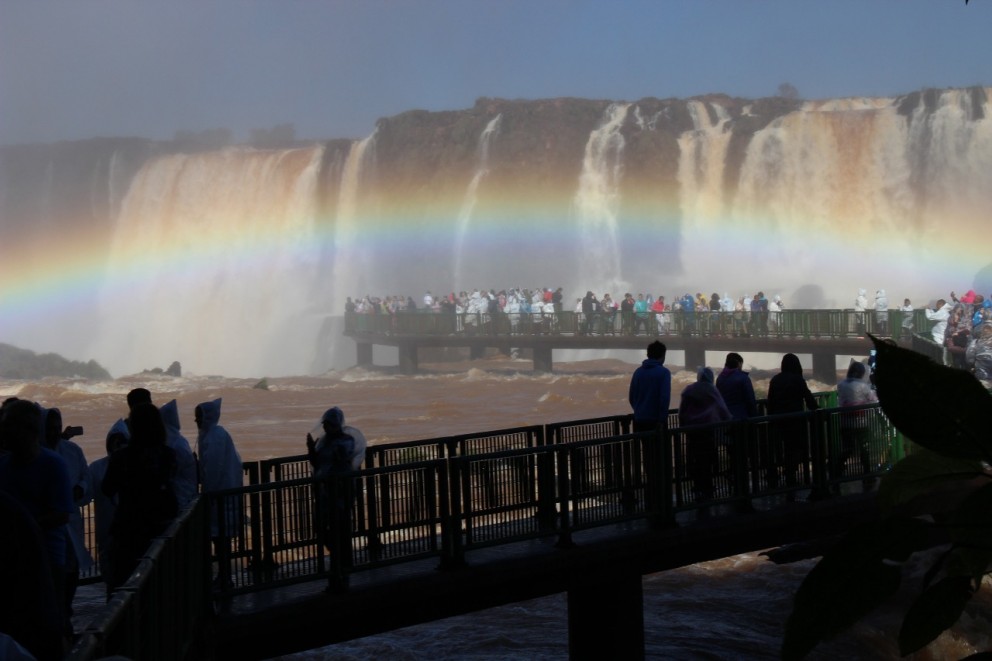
(91, 146, 326, 377)
(4, 88, 992, 374)
(677, 100, 733, 228)
(574, 103, 630, 296)
(332, 131, 377, 314)
(453, 114, 501, 292)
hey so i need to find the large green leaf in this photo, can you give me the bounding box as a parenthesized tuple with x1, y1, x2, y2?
(876, 448, 987, 516)
(871, 337, 992, 461)
(898, 575, 976, 655)
(781, 516, 932, 660)
(949, 480, 992, 550)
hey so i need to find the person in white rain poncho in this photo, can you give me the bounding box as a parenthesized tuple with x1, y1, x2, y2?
(194, 399, 243, 541)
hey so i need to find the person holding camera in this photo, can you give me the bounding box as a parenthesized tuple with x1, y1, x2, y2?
(42, 408, 92, 623)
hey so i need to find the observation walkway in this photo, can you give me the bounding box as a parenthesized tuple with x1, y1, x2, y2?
(344, 308, 930, 381)
(68, 398, 910, 660)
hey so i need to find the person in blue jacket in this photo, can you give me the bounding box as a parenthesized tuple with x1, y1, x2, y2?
(628, 341, 672, 433)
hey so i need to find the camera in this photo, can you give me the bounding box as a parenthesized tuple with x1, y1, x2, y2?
(63, 425, 84, 438)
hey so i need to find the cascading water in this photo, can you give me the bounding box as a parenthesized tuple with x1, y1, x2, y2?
(332, 131, 377, 312)
(90, 146, 326, 377)
(574, 103, 630, 297)
(453, 114, 501, 292)
(678, 100, 733, 227)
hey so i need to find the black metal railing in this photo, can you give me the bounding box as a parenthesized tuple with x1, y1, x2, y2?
(194, 402, 906, 598)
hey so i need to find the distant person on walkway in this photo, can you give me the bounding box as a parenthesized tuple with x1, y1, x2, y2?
(836, 361, 878, 485)
(306, 407, 366, 584)
(195, 398, 243, 587)
(715, 353, 758, 421)
(101, 403, 177, 591)
(874, 290, 889, 335)
(900, 299, 914, 338)
(767, 353, 819, 492)
(581, 291, 599, 335)
(855, 289, 870, 335)
(925, 298, 952, 345)
(678, 367, 731, 500)
(628, 341, 672, 433)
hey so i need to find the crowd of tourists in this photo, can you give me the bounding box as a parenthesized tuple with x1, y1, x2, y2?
(0, 390, 243, 658)
(629, 341, 881, 508)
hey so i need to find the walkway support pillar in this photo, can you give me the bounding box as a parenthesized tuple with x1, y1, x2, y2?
(684, 345, 706, 371)
(811, 350, 836, 384)
(398, 344, 419, 374)
(568, 566, 644, 660)
(356, 342, 373, 367)
(533, 346, 553, 372)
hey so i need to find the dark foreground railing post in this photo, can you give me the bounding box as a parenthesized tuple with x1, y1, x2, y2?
(555, 446, 575, 548)
(644, 429, 675, 530)
(536, 447, 558, 531)
(440, 456, 466, 569)
(325, 474, 353, 592)
(808, 409, 831, 500)
(730, 421, 754, 513)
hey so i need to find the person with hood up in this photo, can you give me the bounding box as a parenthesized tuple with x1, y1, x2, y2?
(875, 290, 889, 335)
(678, 367, 731, 501)
(306, 407, 366, 584)
(159, 400, 198, 510)
(194, 398, 243, 583)
(628, 341, 672, 433)
(88, 419, 129, 595)
(767, 354, 819, 494)
(836, 361, 879, 486)
(101, 403, 177, 590)
(966, 321, 992, 382)
(854, 289, 870, 335)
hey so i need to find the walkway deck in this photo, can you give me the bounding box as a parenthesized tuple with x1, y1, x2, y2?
(344, 309, 926, 381)
(213, 488, 879, 659)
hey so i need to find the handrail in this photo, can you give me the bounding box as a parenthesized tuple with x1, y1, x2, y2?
(344, 308, 930, 340)
(201, 402, 901, 597)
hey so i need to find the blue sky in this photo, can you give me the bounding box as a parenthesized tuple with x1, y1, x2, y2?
(0, 0, 988, 145)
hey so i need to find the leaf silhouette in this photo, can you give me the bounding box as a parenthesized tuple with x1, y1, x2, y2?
(898, 575, 975, 655)
(781, 516, 931, 660)
(876, 447, 987, 516)
(871, 337, 992, 461)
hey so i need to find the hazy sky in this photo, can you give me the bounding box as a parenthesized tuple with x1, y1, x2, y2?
(0, 0, 988, 145)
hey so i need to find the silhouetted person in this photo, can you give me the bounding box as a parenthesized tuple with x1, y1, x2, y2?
(0, 398, 73, 649)
(88, 419, 129, 596)
(41, 407, 92, 622)
(629, 341, 672, 433)
(678, 367, 731, 500)
(306, 407, 366, 588)
(101, 402, 177, 590)
(195, 398, 243, 589)
(767, 353, 819, 493)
